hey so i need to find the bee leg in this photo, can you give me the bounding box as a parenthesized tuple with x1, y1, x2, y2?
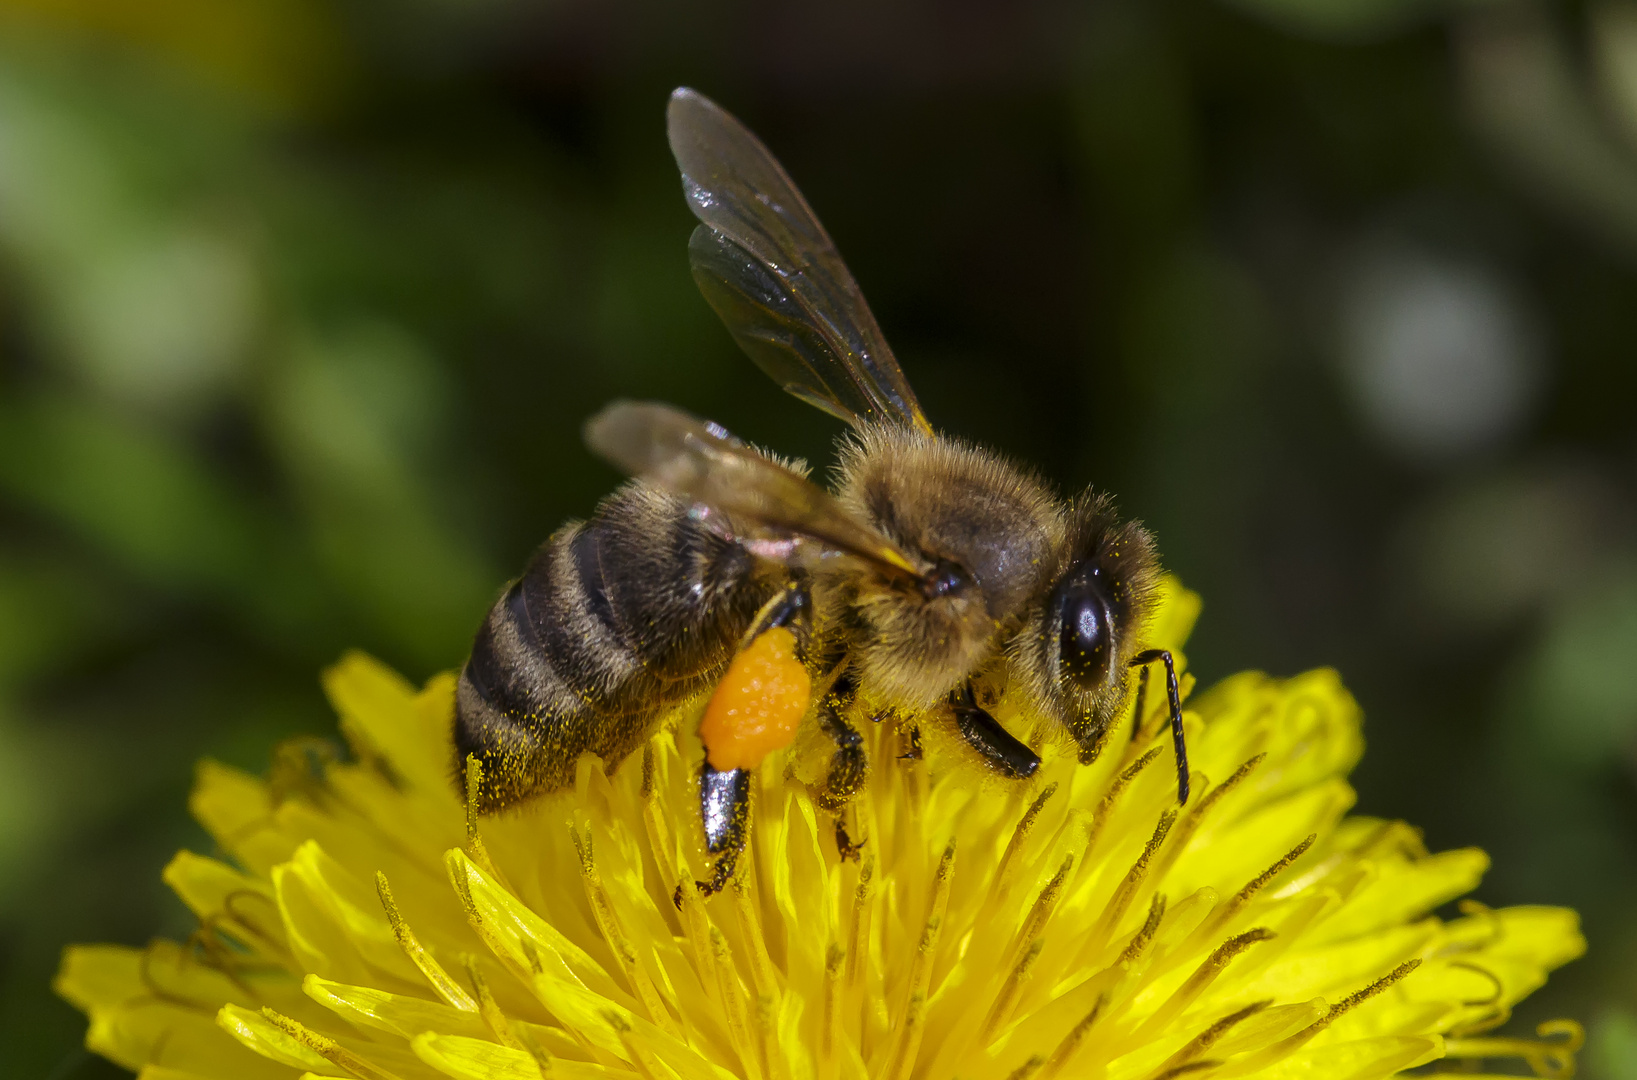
(683, 580, 815, 908)
(834, 820, 866, 862)
(751, 579, 811, 644)
(897, 724, 923, 761)
(673, 760, 751, 907)
(813, 669, 868, 861)
(1128, 649, 1189, 805)
(951, 683, 1041, 779)
(1129, 663, 1150, 744)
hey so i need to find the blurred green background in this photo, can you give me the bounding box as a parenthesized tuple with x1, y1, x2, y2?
(2, 0, 1636, 1076)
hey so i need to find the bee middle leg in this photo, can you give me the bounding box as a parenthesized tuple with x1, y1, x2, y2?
(813, 669, 869, 861)
(951, 682, 1041, 779)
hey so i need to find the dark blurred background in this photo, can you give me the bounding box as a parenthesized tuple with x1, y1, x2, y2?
(2, 0, 1636, 1076)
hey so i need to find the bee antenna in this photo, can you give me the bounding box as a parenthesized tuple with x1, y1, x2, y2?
(1128, 649, 1188, 805)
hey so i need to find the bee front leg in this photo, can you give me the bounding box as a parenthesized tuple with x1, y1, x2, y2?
(951, 682, 1041, 779)
(1128, 649, 1189, 805)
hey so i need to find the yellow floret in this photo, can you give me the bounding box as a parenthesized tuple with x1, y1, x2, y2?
(55, 577, 1585, 1080)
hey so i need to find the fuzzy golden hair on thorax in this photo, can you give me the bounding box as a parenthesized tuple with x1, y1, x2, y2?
(822, 425, 1066, 711)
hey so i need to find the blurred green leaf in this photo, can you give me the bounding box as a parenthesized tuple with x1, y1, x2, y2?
(1220, 0, 1435, 40)
(0, 551, 120, 689)
(266, 320, 495, 668)
(1594, 1008, 1637, 1080)
(1525, 562, 1637, 769)
(0, 0, 351, 115)
(1594, 2, 1637, 152)
(1459, 5, 1637, 259)
(0, 393, 326, 637)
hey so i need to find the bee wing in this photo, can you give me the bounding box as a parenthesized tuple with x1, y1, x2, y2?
(667, 87, 932, 435)
(585, 400, 921, 577)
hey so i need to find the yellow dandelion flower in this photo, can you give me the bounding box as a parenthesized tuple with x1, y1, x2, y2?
(57, 579, 1584, 1080)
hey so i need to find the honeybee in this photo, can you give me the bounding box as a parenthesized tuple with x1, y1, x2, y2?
(455, 87, 1189, 896)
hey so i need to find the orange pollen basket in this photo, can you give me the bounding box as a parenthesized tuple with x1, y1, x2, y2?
(699, 626, 811, 770)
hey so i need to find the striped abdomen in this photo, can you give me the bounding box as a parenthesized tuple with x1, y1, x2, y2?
(455, 482, 770, 812)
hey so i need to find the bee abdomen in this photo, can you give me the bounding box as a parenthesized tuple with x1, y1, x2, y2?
(456, 482, 765, 812)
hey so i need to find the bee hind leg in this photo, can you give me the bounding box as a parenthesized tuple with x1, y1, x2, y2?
(673, 761, 751, 908)
(680, 580, 815, 907)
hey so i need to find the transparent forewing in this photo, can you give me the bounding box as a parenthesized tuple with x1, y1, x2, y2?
(667, 87, 931, 434)
(584, 401, 920, 575)
(689, 227, 865, 427)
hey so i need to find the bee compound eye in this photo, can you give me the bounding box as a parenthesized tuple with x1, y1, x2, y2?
(919, 558, 972, 601)
(1056, 571, 1114, 691)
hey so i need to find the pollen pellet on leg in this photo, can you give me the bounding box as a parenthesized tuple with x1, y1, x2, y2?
(700, 627, 811, 771)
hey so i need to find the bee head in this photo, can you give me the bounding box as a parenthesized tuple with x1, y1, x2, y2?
(830, 428, 1062, 711)
(1009, 492, 1161, 760)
